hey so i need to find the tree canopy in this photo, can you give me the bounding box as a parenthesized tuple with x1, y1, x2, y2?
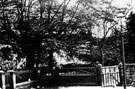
(0, 0, 95, 69)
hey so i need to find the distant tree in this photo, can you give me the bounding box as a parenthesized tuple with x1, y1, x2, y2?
(77, 0, 120, 65)
(78, 0, 133, 65)
(126, 12, 135, 63)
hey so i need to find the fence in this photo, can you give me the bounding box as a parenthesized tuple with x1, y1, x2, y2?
(1, 64, 135, 88)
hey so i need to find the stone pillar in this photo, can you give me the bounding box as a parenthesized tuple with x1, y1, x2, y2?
(8, 70, 16, 89)
(0, 71, 6, 89)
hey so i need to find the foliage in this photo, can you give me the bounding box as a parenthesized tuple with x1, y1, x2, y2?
(126, 12, 135, 63)
(0, 54, 26, 72)
(0, 60, 16, 72)
(0, 44, 27, 71)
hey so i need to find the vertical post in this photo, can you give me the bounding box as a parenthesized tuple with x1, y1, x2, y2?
(0, 71, 6, 89)
(119, 63, 122, 86)
(96, 63, 102, 86)
(121, 21, 126, 89)
(8, 70, 16, 89)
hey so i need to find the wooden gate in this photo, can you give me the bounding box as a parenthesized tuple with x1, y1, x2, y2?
(101, 66, 120, 87)
(55, 67, 98, 86)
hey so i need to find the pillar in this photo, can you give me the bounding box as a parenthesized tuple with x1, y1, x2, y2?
(0, 71, 6, 89)
(8, 70, 16, 89)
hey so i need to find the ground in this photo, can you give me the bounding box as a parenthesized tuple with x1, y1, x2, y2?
(24, 86, 135, 89)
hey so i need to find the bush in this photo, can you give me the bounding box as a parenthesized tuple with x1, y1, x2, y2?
(0, 60, 17, 72)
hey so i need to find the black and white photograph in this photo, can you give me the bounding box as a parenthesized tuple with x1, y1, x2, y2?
(0, 0, 135, 89)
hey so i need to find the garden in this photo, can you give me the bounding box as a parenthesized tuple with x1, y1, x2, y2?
(1, 0, 135, 88)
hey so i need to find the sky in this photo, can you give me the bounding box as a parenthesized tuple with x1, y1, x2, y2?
(112, 0, 135, 13)
(57, 0, 76, 6)
(58, 0, 135, 8)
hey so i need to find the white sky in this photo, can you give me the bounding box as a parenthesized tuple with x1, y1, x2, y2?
(58, 0, 135, 14)
(112, 0, 135, 13)
(57, 0, 76, 6)
(58, 0, 135, 8)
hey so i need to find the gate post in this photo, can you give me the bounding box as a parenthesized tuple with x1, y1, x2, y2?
(96, 63, 102, 86)
(8, 70, 16, 89)
(0, 71, 6, 89)
(119, 63, 122, 86)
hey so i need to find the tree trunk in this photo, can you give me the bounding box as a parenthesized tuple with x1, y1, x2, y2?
(99, 47, 104, 66)
(48, 49, 54, 73)
(26, 53, 35, 69)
